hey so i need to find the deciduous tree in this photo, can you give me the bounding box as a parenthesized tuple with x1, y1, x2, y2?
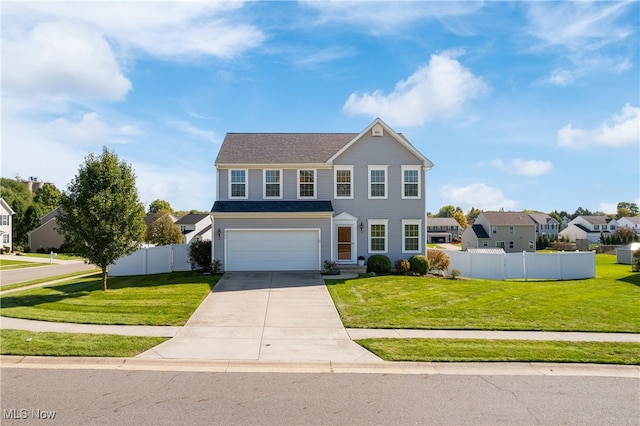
(145, 210, 182, 245)
(57, 147, 146, 291)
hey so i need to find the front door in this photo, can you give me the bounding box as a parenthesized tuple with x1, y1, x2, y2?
(337, 226, 352, 261)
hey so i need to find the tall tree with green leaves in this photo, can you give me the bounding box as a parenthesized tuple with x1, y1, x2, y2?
(33, 183, 61, 212)
(145, 210, 182, 245)
(57, 147, 146, 291)
(148, 199, 173, 214)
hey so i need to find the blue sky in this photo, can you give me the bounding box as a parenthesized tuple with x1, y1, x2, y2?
(2, 1, 638, 214)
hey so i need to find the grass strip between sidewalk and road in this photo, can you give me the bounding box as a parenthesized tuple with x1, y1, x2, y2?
(0, 271, 219, 326)
(0, 329, 167, 357)
(356, 338, 640, 365)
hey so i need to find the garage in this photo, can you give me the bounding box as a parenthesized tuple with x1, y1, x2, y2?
(225, 229, 320, 271)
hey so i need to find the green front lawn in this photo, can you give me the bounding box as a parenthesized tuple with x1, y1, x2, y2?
(0, 329, 166, 357)
(357, 338, 640, 364)
(0, 272, 218, 326)
(327, 254, 640, 332)
(0, 259, 48, 270)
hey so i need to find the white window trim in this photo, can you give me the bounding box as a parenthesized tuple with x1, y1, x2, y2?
(368, 219, 389, 254)
(401, 165, 421, 199)
(263, 169, 283, 199)
(402, 219, 422, 254)
(368, 165, 388, 199)
(297, 169, 317, 199)
(228, 169, 248, 199)
(334, 165, 354, 199)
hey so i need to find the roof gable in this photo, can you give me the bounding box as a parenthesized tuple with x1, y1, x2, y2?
(327, 118, 433, 168)
(175, 213, 210, 225)
(0, 198, 15, 215)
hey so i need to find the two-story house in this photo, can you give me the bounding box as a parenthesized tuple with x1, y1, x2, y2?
(461, 211, 536, 253)
(528, 213, 559, 241)
(426, 217, 462, 243)
(28, 206, 65, 252)
(175, 213, 212, 244)
(559, 215, 618, 243)
(0, 198, 15, 252)
(210, 118, 434, 271)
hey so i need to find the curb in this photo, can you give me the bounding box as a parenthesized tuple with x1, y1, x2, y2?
(2, 355, 638, 377)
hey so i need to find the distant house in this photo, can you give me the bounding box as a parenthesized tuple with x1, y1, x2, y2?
(28, 206, 66, 252)
(617, 217, 640, 237)
(0, 198, 15, 252)
(461, 211, 536, 253)
(426, 217, 462, 243)
(528, 213, 560, 241)
(559, 215, 618, 243)
(175, 214, 212, 244)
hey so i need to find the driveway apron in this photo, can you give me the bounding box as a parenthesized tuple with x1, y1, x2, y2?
(138, 271, 381, 362)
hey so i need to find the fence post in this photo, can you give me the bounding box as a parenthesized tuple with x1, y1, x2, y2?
(522, 251, 527, 281)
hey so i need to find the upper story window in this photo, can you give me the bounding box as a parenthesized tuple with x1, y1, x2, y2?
(0, 215, 8, 226)
(298, 169, 316, 198)
(264, 169, 281, 199)
(509, 226, 514, 234)
(368, 165, 388, 199)
(594, 225, 600, 230)
(492, 226, 497, 234)
(229, 169, 247, 199)
(334, 166, 353, 199)
(401, 166, 420, 199)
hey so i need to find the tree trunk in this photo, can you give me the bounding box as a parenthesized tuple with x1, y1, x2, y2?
(101, 267, 108, 291)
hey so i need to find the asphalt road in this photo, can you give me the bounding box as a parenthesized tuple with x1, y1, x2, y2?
(2, 369, 638, 425)
(0, 260, 97, 286)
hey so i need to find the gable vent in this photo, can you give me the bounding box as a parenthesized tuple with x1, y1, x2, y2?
(372, 123, 384, 137)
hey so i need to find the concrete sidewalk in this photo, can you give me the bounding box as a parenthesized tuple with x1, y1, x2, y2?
(137, 271, 381, 362)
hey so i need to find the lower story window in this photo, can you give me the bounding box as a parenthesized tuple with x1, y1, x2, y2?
(368, 219, 388, 253)
(402, 220, 421, 253)
(2, 234, 9, 244)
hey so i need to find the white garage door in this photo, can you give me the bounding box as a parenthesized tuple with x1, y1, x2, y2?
(226, 229, 320, 271)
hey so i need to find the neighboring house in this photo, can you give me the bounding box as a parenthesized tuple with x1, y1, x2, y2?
(211, 118, 434, 271)
(561, 216, 570, 229)
(0, 198, 16, 252)
(175, 214, 212, 244)
(617, 216, 640, 237)
(528, 213, 560, 241)
(426, 217, 462, 243)
(461, 212, 536, 253)
(559, 215, 618, 243)
(28, 206, 65, 252)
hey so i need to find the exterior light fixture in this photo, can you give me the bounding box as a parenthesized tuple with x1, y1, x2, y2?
(217, 228, 222, 240)
(359, 222, 364, 233)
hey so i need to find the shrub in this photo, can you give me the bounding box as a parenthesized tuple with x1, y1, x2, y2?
(367, 254, 391, 274)
(427, 250, 450, 273)
(409, 255, 429, 275)
(189, 240, 212, 272)
(394, 259, 410, 274)
(448, 268, 461, 279)
(323, 260, 340, 275)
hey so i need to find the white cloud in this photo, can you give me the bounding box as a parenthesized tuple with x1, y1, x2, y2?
(488, 159, 553, 177)
(45, 112, 142, 147)
(168, 120, 219, 144)
(2, 22, 131, 105)
(558, 103, 640, 149)
(343, 52, 487, 127)
(439, 183, 517, 212)
(597, 203, 618, 215)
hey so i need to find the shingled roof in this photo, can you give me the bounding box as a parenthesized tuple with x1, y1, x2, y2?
(215, 133, 356, 165)
(481, 212, 536, 226)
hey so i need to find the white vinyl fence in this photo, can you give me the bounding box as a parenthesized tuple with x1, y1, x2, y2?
(445, 250, 596, 280)
(108, 244, 192, 277)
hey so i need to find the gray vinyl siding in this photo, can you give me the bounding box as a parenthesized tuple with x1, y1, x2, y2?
(331, 133, 426, 263)
(211, 217, 332, 270)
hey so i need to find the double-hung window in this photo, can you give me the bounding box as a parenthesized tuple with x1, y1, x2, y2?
(263, 169, 281, 199)
(2, 234, 9, 244)
(368, 219, 388, 253)
(402, 219, 421, 253)
(0, 215, 8, 226)
(298, 169, 316, 198)
(368, 166, 387, 199)
(229, 169, 247, 199)
(401, 166, 420, 199)
(334, 166, 353, 199)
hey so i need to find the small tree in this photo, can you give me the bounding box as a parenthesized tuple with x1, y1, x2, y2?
(189, 240, 212, 271)
(427, 250, 450, 273)
(145, 210, 182, 245)
(57, 147, 146, 291)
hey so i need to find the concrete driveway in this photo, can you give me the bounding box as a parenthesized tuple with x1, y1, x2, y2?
(138, 271, 381, 362)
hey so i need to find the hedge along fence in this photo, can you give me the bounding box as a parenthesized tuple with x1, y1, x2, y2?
(108, 244, 192, 276)
(444, 250, 596, 280)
